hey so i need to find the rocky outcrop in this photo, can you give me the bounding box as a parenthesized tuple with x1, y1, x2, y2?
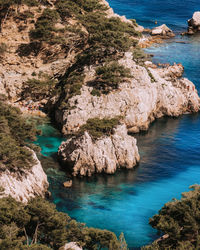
(187, 11, 200, 34)
(0, 150, 49, 203)
(59, 242, 82, 250)
(56, 52, 200, 135)
(151, 24, 175, 37)
(58, 124, 140, 176)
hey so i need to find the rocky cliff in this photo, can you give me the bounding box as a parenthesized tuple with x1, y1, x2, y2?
(57, 52, 200, 135)
(0, 150, 48, 203)
(0, 0, 200, 178)
(58, 124, 140, 176)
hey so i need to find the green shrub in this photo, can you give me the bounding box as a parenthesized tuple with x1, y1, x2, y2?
(21, 77, 57, 101)
(144, 185, 200, 249)
(0, 101, 38, 171)
(79, 117, 120, 139)
(88, 62, 132, 94)
(55, 0, 107, 20)
(91, 89, 101, 97)
(59, 72, 84, 109)
(0, 0, 39, 8)
(0, 196, 122, 249)
(30, 8, 60, 43)
(80, 14, 140, 53)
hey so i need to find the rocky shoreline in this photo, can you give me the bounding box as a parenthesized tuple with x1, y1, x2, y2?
(0, 0, 199, 188)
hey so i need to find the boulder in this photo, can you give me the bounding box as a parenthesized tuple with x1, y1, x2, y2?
(63, 180, 72, 188)
(151, 24, 175, 37)
(58, 124, 140, 177)
(188, 11, 200, 34)
(59, 242, 82, 250)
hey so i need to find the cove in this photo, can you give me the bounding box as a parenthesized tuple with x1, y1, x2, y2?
(35, 1, 200, 248)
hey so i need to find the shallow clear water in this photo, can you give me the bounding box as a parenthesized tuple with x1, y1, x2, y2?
(36, 1, 200, 248)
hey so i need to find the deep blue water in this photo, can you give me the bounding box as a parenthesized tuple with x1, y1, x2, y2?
(108, 0, 200, 31)
(36, 1, 200, 248)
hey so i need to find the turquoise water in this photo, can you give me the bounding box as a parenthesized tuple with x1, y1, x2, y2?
(35, 123, 64, 157)
(36, 1, 200, 248)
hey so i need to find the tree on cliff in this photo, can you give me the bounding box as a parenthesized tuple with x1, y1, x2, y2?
(143, 185, 200, 249)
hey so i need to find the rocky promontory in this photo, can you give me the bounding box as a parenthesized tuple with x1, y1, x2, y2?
(56, 52, 200, 136)
(58, 124, 140, 176)
(0, 0, 199, 179)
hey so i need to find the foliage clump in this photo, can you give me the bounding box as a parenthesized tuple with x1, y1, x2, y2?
(0, 0, 39, 8)
(88, 62, 132, 94)
(0, 196, 123, 249)
(30, 8, 60, 44)
(55, 0, 107, 19)
(79, 117, 120, 139)
(0, 101, 38, 171)
(143, 185, 200, 249)
(21, 76, 57, 102)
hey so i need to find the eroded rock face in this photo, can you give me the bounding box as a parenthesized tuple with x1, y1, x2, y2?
(58, 124, 140, 176)
(57, 52, 200, 135)
(188, 11, 200, 34)
(0, 151, 49, 203)
(151, 24, 175, 37)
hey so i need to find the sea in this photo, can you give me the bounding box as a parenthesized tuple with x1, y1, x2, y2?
(35, 1, 200, 248)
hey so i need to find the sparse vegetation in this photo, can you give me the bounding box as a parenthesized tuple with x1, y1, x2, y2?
(21, 76, 57, 102)
(0, 43, 7, 55)
(88, 62, 132, 94)
(30, 8, 60, 44)
(79, 117, 121, 139)
(146, 67, 156, 83)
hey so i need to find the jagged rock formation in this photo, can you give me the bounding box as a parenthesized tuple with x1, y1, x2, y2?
(56, 52, 200, 135)
(0, 150, 49, 203)
(151, 24, 175, 37)
(188, 11, 200, 34)
(58, 124, 140, 176)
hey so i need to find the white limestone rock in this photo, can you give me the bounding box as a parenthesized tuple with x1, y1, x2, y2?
(0, 150, 49, 203)
(57, 52, 200, 136)
(188, 11, 200, 34)
(151, 24, 175, 37)
(58, 124, 140, 177)
(59, 242, 82, 250)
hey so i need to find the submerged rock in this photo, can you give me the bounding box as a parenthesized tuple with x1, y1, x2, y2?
(187, 11, 200, 34)
(58, 124, 140, 177)
(0, 150, 49, 203)
(151, 24, 175, 37)
(63, 180, 72, 188)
